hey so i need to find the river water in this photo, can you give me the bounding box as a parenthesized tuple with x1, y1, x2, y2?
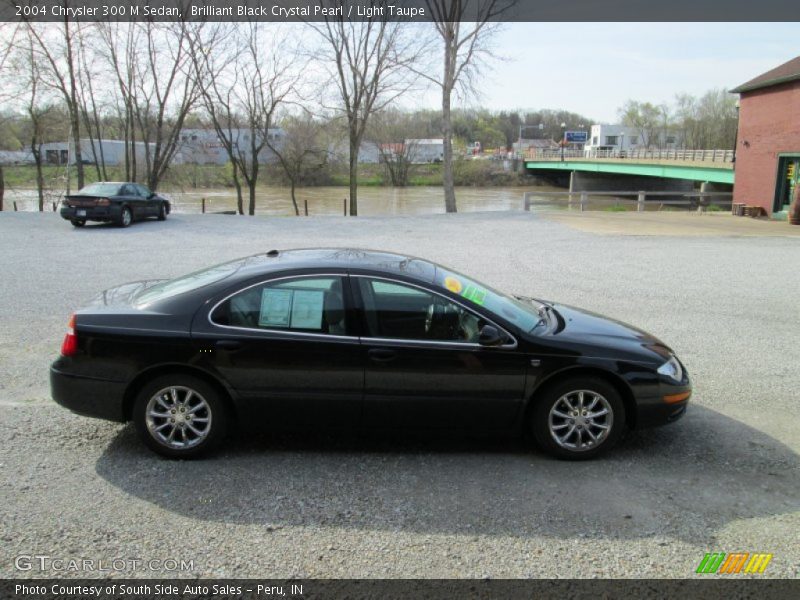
(4, 185, 565, 216)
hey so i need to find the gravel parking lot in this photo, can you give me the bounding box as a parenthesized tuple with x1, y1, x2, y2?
(1, 210, 798, 579)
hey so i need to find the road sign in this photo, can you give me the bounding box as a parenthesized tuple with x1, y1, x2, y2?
(565, 131, 588, 143)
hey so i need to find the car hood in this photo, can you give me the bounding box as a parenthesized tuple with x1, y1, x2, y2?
(83, 280, 168, 309)
(544, 303, 672, 363)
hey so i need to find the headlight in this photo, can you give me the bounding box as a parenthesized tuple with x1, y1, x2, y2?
(657, 355, 683, 382)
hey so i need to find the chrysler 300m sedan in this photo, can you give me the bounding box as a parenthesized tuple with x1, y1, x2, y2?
(50, 249, 691, 459)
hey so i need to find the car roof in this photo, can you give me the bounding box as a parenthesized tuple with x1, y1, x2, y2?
(226, 248, 438, 283)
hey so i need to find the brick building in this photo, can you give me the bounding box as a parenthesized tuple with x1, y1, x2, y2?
(731, 56, 800, 218)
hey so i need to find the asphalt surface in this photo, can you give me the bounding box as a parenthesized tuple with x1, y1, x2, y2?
(0, 210, 798, 579)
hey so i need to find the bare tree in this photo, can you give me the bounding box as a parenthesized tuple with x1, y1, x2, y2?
(268, 112, 329, 215)
(368, 109, 426, 187)
(311, 10, 419, 215)
(25, 17, 87, 191)
(191, 23, 298, 216)
(76, 26, 108, 180)
(0, 23, 22, 211)
(20, 30, 48, 210)
(132, 21, 199, 192)
(618, 100, 661, 148)
(422, 0, 508, 213)
(97, 22, 140, 181)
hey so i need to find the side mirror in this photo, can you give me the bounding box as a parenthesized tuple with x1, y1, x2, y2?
(478, 324, 505, 347)
(148, 192, 156, 199)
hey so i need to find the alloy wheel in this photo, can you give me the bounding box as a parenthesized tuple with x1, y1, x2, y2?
(547, 390, 613, 452)
(145, 386, 212, 449)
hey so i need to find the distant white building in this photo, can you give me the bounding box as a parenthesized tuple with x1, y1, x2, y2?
(39, 139, 149, 166)
(0, 150, 34, 165)
(173, 128, 286, 165)
(584, 124, 684, 157)
(327, 140, 381, 164)
(405, 138, 444, 163)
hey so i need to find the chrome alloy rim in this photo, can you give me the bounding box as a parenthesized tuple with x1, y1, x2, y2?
(145, 386, 212, 449)
(122, 209, 131, 226)
(548, 390, 613, 452)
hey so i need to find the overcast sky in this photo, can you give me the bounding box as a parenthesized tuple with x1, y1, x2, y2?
(4, 21, 796, 126)
(423, 22, 800, 123)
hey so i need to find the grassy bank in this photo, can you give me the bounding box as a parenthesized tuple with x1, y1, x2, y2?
(2, 159, 531, 192)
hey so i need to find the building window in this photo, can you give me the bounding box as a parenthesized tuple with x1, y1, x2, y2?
(592, 136, 598, 145)
(605, 136, 618, 145)
(630, 136, 638, 145)
(665, 136, 676, 144)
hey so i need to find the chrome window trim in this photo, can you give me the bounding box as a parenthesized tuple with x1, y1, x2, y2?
(352, 274, 518, 350)
(207, 272, 357, 340)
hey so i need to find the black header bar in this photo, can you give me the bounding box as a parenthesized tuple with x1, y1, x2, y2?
(1, 0, 798, 23)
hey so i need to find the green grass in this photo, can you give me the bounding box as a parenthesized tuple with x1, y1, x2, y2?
(2, 160, 530, 190)
(604, 204, 629, 212)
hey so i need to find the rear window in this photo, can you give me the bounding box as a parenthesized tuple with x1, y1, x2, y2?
(77, 183, 122, 196)
(134, 259, 248, 306)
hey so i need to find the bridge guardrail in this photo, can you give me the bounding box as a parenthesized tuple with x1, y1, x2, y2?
(524, 148, 734, 163)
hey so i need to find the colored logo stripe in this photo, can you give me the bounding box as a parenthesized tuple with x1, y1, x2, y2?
(696, 552, 772, 574)
(697, 553, 726, 574)
(744, 554, 773, 573)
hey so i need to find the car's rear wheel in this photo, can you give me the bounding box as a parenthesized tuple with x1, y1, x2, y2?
(531, 376, 625, 460)
(157, 202, 167, 221)
(133, 374, 228, 458)
(118, 206, 132, 228)
(70, 219, 85, 227)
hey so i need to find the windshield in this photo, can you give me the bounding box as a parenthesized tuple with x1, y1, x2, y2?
(134, 258, 247, 306)
(434, 268, 543, 332)
(77, 183, 122, 196)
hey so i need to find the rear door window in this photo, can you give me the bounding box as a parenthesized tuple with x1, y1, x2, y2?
(211, 277, 348, 335)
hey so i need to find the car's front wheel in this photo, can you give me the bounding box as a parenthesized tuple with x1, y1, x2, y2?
(133, 374, 228, 458)
(157, 202, 167, 221)
(531, 376, 625, 460)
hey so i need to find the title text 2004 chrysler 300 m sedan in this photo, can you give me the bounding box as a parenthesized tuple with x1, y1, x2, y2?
(50, 249, 691, 459)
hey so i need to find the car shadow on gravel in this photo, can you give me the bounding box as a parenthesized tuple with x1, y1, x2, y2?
(95, 405, 799, 543)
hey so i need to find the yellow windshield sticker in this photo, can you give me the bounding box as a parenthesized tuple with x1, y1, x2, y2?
(444, 276, 463, 294)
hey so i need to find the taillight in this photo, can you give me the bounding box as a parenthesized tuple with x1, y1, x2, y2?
(61, 314, 78, 356)
(96, 198, 110, 206)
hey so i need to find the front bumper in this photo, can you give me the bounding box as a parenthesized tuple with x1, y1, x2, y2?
(60, 205, 122, 222)
(635, 380, 692, 428)
(50, 365, 127, 422)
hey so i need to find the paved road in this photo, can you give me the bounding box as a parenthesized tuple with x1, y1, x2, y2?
(1, 211, 798, 578)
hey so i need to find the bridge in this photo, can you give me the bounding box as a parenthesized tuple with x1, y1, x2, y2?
(523, 149, 735, 186)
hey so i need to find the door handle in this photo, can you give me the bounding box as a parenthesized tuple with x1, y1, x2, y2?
(368, 348, 398, 362)
(215, 340, 244, 350)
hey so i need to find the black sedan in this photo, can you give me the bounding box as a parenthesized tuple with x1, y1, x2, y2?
(60, 182, 170, 228)
(50, 249, 691, 459)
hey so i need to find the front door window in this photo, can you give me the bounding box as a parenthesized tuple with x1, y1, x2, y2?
(357, 278, 484, 343)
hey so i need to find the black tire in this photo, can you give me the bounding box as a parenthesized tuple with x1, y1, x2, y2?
(133, 374, 228, 459)
(530, 376, 625, 460)
(157, 201, 167, 221)
(70, 219, 86, 227)
(118, 205, 133, 228)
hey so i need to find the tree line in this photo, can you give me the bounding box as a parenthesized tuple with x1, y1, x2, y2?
(618, 89, 738, 150)
(0, 2, 511, 215)
(0, 7, 739, 215)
